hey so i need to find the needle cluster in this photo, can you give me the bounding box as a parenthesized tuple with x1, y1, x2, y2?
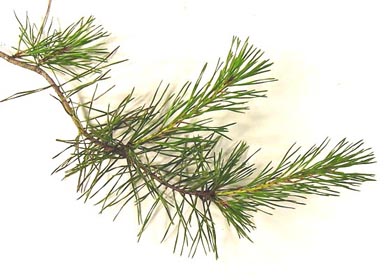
(0, 7, 375, 258)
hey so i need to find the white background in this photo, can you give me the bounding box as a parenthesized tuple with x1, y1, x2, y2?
(1, 0, 384, 279)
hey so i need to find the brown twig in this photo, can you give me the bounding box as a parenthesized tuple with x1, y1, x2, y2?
(0, 49, 215, 201)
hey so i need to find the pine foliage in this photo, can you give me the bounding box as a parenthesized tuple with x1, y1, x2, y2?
(0, 5, 375, 258)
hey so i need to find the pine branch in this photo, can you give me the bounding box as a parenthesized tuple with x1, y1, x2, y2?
(214, 139, 375, 238)
(0, 4, 376, 259)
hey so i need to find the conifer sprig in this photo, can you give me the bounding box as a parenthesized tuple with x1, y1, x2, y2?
(13, 14, 110, 77)
(0, 3, 375, 258)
